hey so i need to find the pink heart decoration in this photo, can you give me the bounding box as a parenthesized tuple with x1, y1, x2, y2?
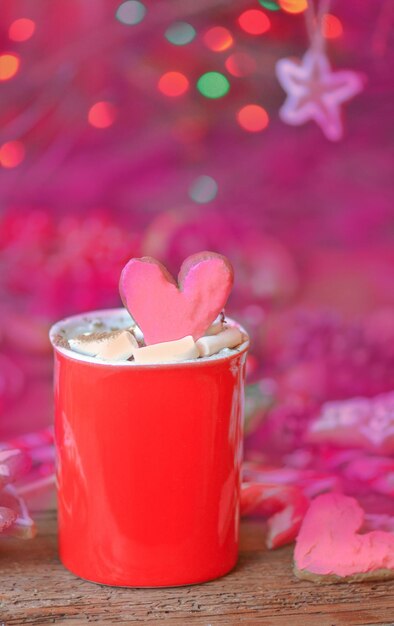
(119, 252, 234, 345)
(294, 493, 394, 582)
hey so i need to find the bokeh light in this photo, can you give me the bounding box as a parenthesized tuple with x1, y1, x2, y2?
(258, 0, 280, 10)
(0, 141, 25, 168)
(116, 1, 146, 25)
(189, 175, 218, 203)
(225, 52, 257, 77)
(165, 22, 196, 45)
(279, 0, 308, 14)
(8, 18, 36, 42)
(88, 101, 117, 128)
(197, 72, 230, 99)
(237, 105, 269, 132)
(158, 71, 189, 97)
(238, 10, 271, 35)
(0, 53, 20, 81)
(322, 14, 344, 39)
(203, 27, 233, 52)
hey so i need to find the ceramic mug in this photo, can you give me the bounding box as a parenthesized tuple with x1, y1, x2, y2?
(50, 308, 249, 587)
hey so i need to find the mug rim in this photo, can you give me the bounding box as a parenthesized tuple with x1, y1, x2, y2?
(49, 307, 249, 369)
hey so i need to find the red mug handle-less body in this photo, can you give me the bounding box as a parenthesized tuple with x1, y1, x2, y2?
(50, 309, 249, 587)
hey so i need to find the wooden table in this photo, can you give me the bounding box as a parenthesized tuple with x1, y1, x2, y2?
(1, 511, 394, 626)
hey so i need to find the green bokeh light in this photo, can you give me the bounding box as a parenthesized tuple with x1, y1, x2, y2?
(197, 72, 230, 99)
(165, 22, 196, 46)
(258, 0, 280, 10)
(116, 1, 146, 25)
(189, 175, 218, 204)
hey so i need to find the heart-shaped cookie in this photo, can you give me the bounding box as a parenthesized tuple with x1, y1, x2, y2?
(119, 251, 234, 345)
(294, 493, 394, 583)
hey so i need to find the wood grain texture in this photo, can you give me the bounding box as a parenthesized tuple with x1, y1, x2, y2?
(1, 512, 394, 626)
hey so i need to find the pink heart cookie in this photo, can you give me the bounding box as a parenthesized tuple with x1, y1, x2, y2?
(119, 251, 234, 345)
(294, 493, 394, 583)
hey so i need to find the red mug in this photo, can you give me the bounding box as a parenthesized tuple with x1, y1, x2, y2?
(50, 308, 249, 587)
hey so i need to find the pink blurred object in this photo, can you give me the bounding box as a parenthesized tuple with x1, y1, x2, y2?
(307, 447, 394, 500)
(0, 447, 31, 488)
(0, 353, 25, 415)
(302, 250, 394, 315)
(2, 313, 51, 355)
(0, 208, 140, 319)
(276, 308, 394, 399)
(10, 428, 55, 510)
(16, 472, 56, 513)
(0, 486, 36, 539)
(0, 504, 17, 534)
(0, 447, 35, 539)
(5, 427, 54, 455)
(343, 454, 394, 497)
(308, 391, 394, 453)
(2, 429, 55, 512)
(241, 481, 309, 549)
(363, 513, 394, 533)
(243, 461, 340, 499)
(246, 308, 394, 458)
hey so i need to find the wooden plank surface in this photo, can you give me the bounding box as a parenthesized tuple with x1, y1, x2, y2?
(1, 511, 394, 626)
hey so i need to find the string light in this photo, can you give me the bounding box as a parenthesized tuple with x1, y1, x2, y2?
(116, 1, 146, 26)
(258, 0, 280, 10)
(88, 102, 117, 128)
(322, 14, 343, 39)
(238, 10, 271, 35)
(197, 72, 230, 99)
(203, 27, 233, 52)
(0, 53, 20, 81)
(0, 141, 25, 168)
(237, 105, 269, 132)
(158, 72, 189, 97)
(279, 0, 307, 14)
(8, 18, 36, 42)
(225, 52, 257, 77)
(165, 22, 196, 46)
(189, 175, 218, 203)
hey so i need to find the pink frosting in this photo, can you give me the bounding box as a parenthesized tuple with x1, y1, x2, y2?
(295, 493, 394, 577)
(119, 252, 233, 345)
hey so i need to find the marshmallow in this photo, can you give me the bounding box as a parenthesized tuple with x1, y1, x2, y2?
(205, 319, 225, 336)
(128, 324, 144, 346)
(69, 331, 123, 357)
(196, 326, 243, 358)
(133, 335, 198, 364)
(96, 330, 138, 361)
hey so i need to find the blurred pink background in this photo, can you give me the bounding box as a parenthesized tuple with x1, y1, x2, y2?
(0, 0, 393, 505)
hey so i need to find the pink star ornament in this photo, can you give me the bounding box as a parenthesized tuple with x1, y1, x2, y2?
(276, 49, 364, 141)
